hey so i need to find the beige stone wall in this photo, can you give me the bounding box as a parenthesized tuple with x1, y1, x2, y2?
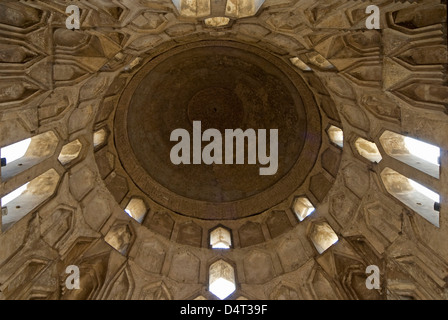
(0, 0, 447, 300)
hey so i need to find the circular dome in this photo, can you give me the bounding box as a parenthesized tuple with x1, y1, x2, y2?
(114, 41, 322, 219)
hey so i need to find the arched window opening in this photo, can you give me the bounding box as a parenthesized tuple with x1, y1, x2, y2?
(1, 169, 60, 232)
(124, 197, 147, 223)
(381, 167, 439, 227)
(310, 222, 339, 254)
(210, 226, 232, 249)
(290, 57, 312, 71)
(209, 259, 236, 300)
(293, 197, 315, 221)
(355, 137, 382, 163)
(58, 139, 83, 165)
(93, 128, 108, 149)
(327, 125, 344, 148)
(380, 131, 440, 179)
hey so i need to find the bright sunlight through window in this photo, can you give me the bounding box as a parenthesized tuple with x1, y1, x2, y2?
(327, 125, 344, 148)
(409, 180, 440, 203)
(209, 260, 236, 300)
(1, 138, 31, 163)
(1, 183, 29, 206)
(210, 227, 232, 249)
(404, 137, 440, 166)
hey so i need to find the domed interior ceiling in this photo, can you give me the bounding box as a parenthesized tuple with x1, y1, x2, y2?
(125, 43, 307, 204)
(0, 0, 447, 300)
(115, 40, 322, 219)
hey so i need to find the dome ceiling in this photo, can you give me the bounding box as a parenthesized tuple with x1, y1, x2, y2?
(112, 40, 323, 219)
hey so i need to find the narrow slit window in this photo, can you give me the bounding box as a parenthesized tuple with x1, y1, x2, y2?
(380, 131, 440, 179)
(1, 183, 29, 206)
(1, 169, 60, 232)
(381, 167, 439, 227)
(1, 138, 31, 163)
(0, 131, 58, 181)
(290, 57, 312, 71)
(306, 52, 335, 70)
(404, 137, 440, 166)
